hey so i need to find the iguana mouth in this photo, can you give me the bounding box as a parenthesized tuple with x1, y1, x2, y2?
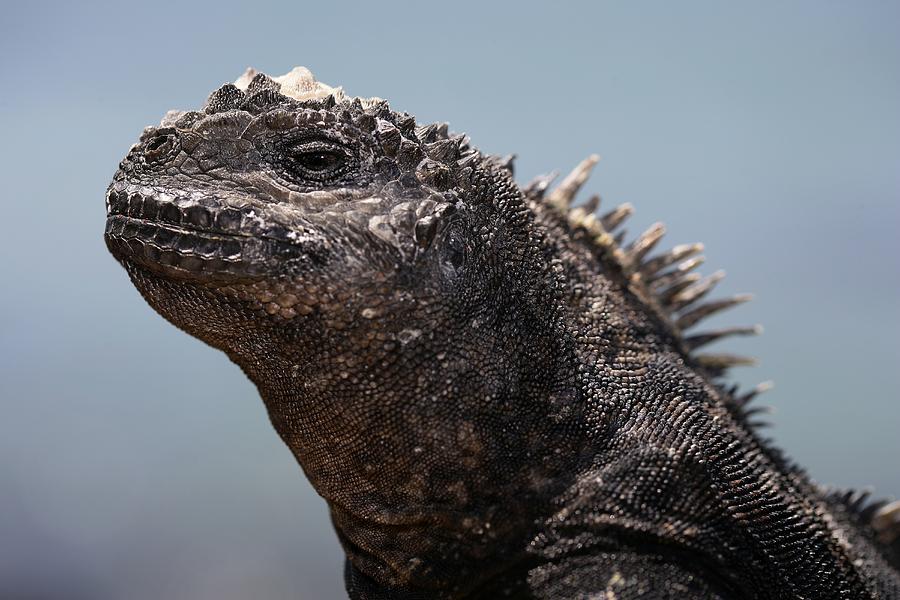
(104, 186, 307, 281)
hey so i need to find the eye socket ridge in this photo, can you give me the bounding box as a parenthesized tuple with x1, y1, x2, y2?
(283, 139, 354, 181)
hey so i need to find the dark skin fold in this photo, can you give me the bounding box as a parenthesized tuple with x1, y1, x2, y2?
(106, 67, 900, 599)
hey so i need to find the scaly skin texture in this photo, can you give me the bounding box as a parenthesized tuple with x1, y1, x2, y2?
(105, 67, 900, 599)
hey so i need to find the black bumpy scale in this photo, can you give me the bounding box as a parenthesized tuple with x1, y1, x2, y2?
(105, 66, 900, 599)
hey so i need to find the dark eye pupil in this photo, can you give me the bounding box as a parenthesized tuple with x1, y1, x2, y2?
(298, 151, 341, 171)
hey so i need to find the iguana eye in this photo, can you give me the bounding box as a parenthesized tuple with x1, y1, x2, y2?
(280, 140, 353, 183)
(296, 149, 343, 172)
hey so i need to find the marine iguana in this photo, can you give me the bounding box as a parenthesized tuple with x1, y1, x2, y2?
(105, 66, 900, 599)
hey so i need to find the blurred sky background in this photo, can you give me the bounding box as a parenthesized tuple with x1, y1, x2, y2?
(1, 1, 897, 599)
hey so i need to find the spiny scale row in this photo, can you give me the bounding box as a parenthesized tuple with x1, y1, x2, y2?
(533, 155, 761, 376)
(824, 487, 900, 546)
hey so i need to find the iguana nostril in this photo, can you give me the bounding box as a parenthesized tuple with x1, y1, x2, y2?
(144, 134, 177, 162)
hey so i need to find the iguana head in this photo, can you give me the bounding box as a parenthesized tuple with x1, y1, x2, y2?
(106, 67, 583, 589)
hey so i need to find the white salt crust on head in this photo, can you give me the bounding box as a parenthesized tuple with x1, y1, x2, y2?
(234, 66, 383, 107)
(158, 66, 384, 128)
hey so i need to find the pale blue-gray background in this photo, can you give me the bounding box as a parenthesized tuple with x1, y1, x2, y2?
(1, 2, 897, 598)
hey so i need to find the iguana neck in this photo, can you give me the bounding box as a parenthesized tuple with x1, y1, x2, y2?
(236, 306, 590, 595)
